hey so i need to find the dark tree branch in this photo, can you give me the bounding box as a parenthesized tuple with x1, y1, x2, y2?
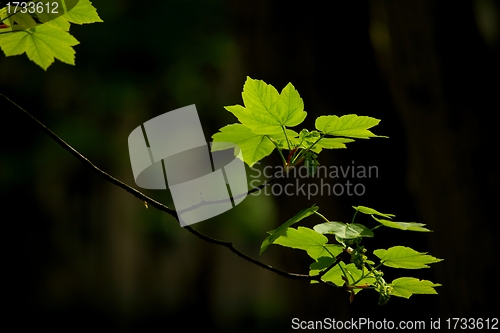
(0, 93, 178, 218)
(2, 93, 344, 286)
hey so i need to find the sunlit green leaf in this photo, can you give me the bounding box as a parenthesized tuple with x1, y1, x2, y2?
(226, 77, 306, 135)
(315, 114, 386, 139)
(374, 246, 443, 269)
(36, 0, 101, 26)
(0, 25, 79, 70)
(260, 206, 318, 254)
(273, 227, 328, 259)
(372, 216, 431, 232)
(390, 277, 441, 298)
(63, 0, 102, 24)
(277, 82, 307, 127)
(0, 0, 101, 69)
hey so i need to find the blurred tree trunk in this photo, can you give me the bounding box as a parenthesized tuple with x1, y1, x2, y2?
(369, 0, 499, 317)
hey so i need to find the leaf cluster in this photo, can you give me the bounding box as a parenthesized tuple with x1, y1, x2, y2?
(211, 78, 441, 304)
(0, 0, 102, 69)
(212, 77, 386, 170)
(261, 205, 442, 305)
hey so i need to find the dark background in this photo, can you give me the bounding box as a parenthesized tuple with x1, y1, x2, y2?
(2, 0, 499, 331)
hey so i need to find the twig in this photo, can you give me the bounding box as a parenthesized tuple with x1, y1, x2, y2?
(0, 93, 177, 218)
(2, 93, 343, 285)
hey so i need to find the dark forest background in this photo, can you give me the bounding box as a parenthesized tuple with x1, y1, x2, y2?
(2, 0, 499, 331)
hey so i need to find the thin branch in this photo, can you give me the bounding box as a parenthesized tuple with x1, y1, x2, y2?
(0, 93, 177, 218)
(183, 226, 313, 280)
(3, 93, 343, 282)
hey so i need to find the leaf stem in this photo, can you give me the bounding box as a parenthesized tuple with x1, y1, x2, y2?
(281, 125, 292, 151)
(313, 210, 330, 223)
(338, 262, 351, 284)
(265, 135, 287, 165)
(351, 261, 383, 286)
(351, 209, 359, 224)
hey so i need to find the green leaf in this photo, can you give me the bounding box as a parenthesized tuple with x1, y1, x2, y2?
(64, 0, 103, 24)
(390, 277, 441, 298)
(226, 77, 307, 135)
(372, 216, 431, 232)
(260, 206, 318, 254)
(272, 227, 329, 259)
(374, 246, 443, 269)
(0, 0, 101, 69)
(310, 258, 346, 286)
(310, 261, 375, 287)
(314, 222, 374, 239)
(315, 114, 386, 139)
(277, 82, 307, 127)
(353, 206, 395, 219)
(36, 0, 101, 27)
(211, 124, 275, 167)
(0, 24, 79, 70)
